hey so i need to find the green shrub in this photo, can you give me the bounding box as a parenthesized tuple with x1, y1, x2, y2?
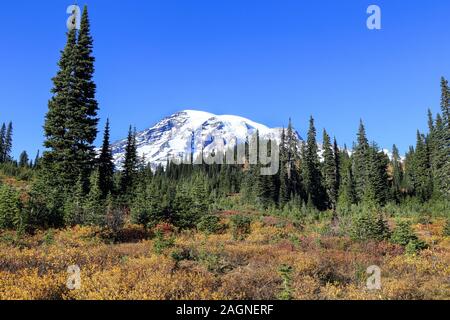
(153, 230, 175, 254)
(350, 211, 390, 242)
(405, 239, 428, 255)
(230, 214, 252, 240)
(278, 264, 293, 300)
(197, 215, 223, 234)
(0, 184, 22, 230)
(442, 219, 450, 237)
(391, 220, 427, 253)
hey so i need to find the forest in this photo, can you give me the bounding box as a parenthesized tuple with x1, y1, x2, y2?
(0, 6, 449, 300)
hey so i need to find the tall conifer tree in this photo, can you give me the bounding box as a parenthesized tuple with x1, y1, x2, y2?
(98, 119, 115, 197)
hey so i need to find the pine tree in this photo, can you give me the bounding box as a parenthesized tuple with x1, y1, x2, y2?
(413, 131, 433, 202)
(0, 123, 5, 163)
(0, 122, 13, 163)
(84, 169, 105, 226)
(42, 28, 79, 187)
(322, 129, 337, 210)
(42, 6, 98, 190)
(278, 128, 290, 207)
(120, 126, 138, 195)
(390, 144, 403, 202)
(72, 5, 99, 179)
(440, 77, 450, 123)
(333, 138, 341, 196)
(303, 116, 325, 209)
(353, 120, 370, 202)
(433, 78, 450, 199)
(64, 175, 85, 226)
(19, 151, 29, 168)
(364, 143, 389, 207)
(33, 150, 41, 169)
(338, 152, 356, 210)
(98, 119, 115, 198)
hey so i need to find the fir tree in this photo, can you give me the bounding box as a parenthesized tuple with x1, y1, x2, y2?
(413, 131, 433, 202)
(363, 143, 389, 207)
(42, 28, 79, 187)
(333, 138, 341, 196)
(120, 126, 138, 196)
(390, 144, 403, 202)
(98, 119, 115, 198)
(42, 6, 99, 190)
(322, 129, 337, 210)
(0, 123, 5, 163)
(19, 151, 29, 168)
(338, 153, 356, 210)
(353, 120, 369, 202)
(84, 169, 105, 226)
(279, 128, 290, 207)
(64, 175, 86, 226)
(33, 150, 41, 169)
(303, 116, 325, 209)
(0, 122, 13, 163)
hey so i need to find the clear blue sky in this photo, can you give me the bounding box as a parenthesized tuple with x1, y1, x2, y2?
(1, 0, 449, 159)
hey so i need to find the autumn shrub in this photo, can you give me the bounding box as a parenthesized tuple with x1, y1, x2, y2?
(230, 215, 252, 240)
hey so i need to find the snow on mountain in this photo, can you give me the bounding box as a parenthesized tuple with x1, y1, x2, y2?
(111, 110, 303, 170)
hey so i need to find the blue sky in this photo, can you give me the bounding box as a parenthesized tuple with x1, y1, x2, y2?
(1, 0, 449, 159)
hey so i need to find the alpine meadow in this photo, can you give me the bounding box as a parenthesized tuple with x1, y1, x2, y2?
(0, 3, 449, 302)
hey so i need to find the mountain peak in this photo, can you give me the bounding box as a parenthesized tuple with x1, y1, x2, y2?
(111, 110, 302, 169)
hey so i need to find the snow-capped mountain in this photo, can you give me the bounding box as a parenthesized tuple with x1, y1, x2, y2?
(111, 110, 302, 170)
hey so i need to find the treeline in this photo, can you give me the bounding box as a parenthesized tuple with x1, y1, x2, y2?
(0, 5, 449, 236)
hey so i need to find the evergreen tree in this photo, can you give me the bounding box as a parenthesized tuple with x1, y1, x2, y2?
(120, 126, 138, 196)
(0, 123, 5, 163)
(413, 131, 433, 202)
(33, 150, 41, 169)
(353, 120, 370, 202)
(333, 138, 341, 196)
(63, 175, 85, 226)
(98, 119, 115, 198)
(42, 28, 79, 187)
(84, 169, 105, 226)
(390, 144, 403, 202)
(440, 77, 450, 123)
(433, 78, 450, 199)
(303, 116, 325, 209)
(0, 122, 13, 163)
(0, 184, 22, 230)
(364, 143, 389, 206)
(42, 6, 98, 190)
(19, 151, 29, 168)
(278, 128, 290, 207)
(322, 129, 337, 210)
(72, 5, 99, 179)
(338, 152, 356, 210)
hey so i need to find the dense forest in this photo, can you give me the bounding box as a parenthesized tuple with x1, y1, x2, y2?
(0, 6, 449, 248)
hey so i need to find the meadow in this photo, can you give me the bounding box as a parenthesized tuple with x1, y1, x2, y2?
(1, 209, 449, 300)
